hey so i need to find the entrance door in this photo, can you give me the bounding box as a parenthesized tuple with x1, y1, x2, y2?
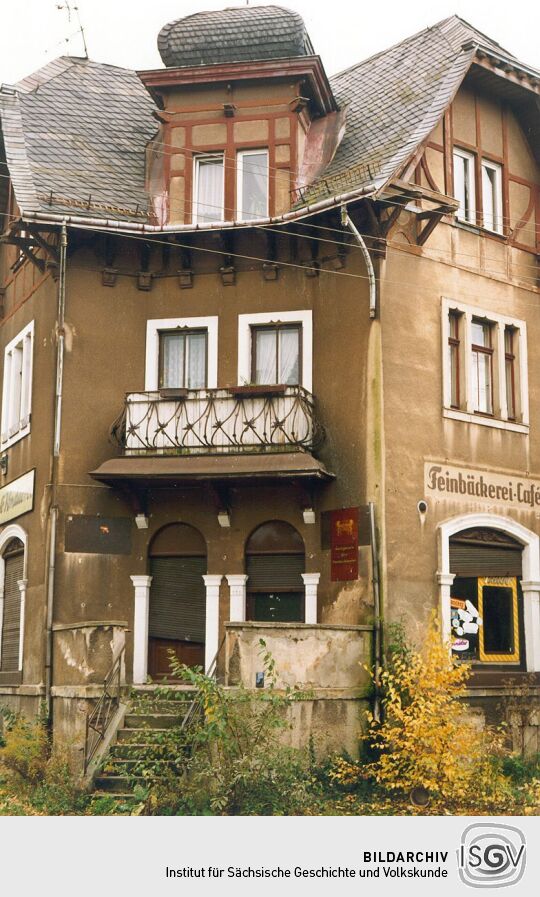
(0, 539, 24, 673)
(148, 524, 207, 678)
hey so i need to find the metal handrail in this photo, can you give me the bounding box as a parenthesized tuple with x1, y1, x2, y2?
(84, 645, 125, 772)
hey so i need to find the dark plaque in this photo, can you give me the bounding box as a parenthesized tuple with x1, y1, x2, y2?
(330, 508, 359, 581)
(65, 515, 132, 555)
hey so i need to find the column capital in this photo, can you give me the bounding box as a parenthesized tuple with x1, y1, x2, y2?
(302, 573, 321, 586)
(520, 581, 540, 593)
(436, 572, 455, 586)
(17, 579, 28, 593)
(203, 574, 223, 588)
(226, 574, 248, 586)
(130, 575, 152, 588)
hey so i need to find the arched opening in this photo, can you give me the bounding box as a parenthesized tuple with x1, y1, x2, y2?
(0, 537, 24, 673)
(148, 523, 207, 677)
(449, 526, 524, 667)
(245, 520, 305, 622)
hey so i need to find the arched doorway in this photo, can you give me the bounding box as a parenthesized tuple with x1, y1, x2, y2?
(245, 521, 305, 622)
(148, 523, 207, 677)
(449, 526, 524, 667)
(0, 536, 24, 673)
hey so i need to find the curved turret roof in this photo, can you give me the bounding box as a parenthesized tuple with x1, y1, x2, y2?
(157, 5, 314, 68)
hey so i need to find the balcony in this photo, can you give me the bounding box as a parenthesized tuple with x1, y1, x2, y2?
(110, 385, 324, 456)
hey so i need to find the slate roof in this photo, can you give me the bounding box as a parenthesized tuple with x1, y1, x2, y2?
(301, 16, 519, 203)
(0, 56, 157, 222)
(157, 5, 314, 68)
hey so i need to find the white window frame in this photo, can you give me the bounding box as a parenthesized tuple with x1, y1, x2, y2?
(0, 523, 27, 674)
(481, 158, 504, 235)
(192, 153, 225, 224)
(1, 320, 34, 450)
(145, 317, 218, 390)
(237, 148, 269, 221)
(441, 298, 528, 434)
(237, 310, 312, 392)
(453, 147, 476, 225)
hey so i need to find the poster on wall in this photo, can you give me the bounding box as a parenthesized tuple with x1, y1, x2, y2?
(0, 469, 35, 525)
(330, 508, 359, 581)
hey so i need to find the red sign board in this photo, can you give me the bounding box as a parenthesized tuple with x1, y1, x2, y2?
(330, 508, 359, 581)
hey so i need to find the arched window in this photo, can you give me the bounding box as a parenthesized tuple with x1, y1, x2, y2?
(449, 527, 523, 666)
(245, 520, 305, 622)
(0, 537, 24, 673)
(148, 524, 207, 677)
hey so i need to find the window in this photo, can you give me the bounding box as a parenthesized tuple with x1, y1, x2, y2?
(470, 319, 493, 415)
(193, 154, 224, 223)
(453, 148, 476, 224)
(442, 301, 528, 433)
(481, 159, 503, 234)
(238, 311, 312, 392)
(158, 329, 207, 390)
(251, 324, 300, 385)
(1, 321, 34, 449)
(145, 317, 218, 391)
(237, 149, 269, 221)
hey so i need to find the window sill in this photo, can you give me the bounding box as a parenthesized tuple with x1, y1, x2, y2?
(0, 424, 31, 452)
(443, 408, 528, 434)
(451, 219, 506, 241)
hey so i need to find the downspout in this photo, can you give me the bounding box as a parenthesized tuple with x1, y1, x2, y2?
(341, 204, 377, 318)
(45, 220, 67, 720)
(369, 502, 382, 722)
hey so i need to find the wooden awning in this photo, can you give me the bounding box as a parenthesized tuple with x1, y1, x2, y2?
(89, 452, 334, 486)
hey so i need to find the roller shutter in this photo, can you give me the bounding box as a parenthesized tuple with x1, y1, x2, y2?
(1, 550, 23, 672)
(149, 556, 206, 642)
(246, 554, 304, 591)
(449, 544, 522, 577)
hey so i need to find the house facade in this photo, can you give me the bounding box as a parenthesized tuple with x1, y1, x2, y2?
(0, 6, 538, 765)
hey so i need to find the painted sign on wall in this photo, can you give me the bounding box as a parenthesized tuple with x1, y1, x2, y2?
(330, 508, 359, 581)
(424, 462, 540, 512)
(0, 469, 35, 525)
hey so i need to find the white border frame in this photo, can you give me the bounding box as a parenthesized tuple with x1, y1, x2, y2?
(441, 297, 529, 433)
(481, 158, 504, 235)
(193, 153, 225, 225)
(0, 523, 27, 672)
(145, 317, 219, 390)
(453, 147, 476, 225)
(237, 148, 269, 221)
(1, 320, 34, 451)
(237, 310, 313, 392)
(437, 512, 540, 671)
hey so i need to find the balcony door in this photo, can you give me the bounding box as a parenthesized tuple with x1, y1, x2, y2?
(148, 523, 207, 678)
(246, 521, 305, 622)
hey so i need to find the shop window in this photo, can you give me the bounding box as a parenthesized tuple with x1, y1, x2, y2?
(237, 149, 269, 221)
(158, 329, 207, 389)
(245, 520, 305, 622)
(449, 528, 523, 666)
(1, 320, 34, 450)
(193, 154, 224, 223)
(442, 300, 527, 432)
(251, 323, 301, 385)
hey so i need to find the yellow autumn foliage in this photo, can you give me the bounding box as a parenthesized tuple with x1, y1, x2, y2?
(365, 614, 509, 806)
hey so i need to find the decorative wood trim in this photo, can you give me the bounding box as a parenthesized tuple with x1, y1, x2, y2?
(443, 108, 453, 197)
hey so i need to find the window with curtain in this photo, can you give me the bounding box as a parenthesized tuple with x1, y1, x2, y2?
(251, 324, 300, 385)
(237, 149, 269, 220)
(471, 319, 493, 414)
(159, 329, 207, 389)
(193, 154, 224, 223)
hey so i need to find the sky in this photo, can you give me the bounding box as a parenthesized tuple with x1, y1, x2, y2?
(0, 0, 538, 85)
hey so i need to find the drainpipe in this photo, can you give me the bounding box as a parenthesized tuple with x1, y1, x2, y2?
(341, 204, 377, 318)
(369, 502, 383, 722)
(45, 220, 67, 720)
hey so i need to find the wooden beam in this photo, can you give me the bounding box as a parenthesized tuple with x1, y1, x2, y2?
(417, 212, 444, 246)
(26, 226, 60, 263)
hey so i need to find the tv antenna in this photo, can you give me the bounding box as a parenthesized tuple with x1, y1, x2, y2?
(55, 2, 89, 58)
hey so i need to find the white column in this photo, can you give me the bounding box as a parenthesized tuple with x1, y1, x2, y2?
(226, 574, 248, 622)
(437, 572, 455, 644)
(203, 575, 222, 675)
(520, 581, 540, 672)
(17, 578, 27, 672)
(130, 575, 152, 685)
(302, 573, 320, 624)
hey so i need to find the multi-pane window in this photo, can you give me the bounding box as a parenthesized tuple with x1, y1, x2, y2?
(158, 329, 207, 390)
(505, 327, 516, 421)
(448, 312, 461, 409)
(237, 149, 269, 221)
(481, 159, 503, 234)
(251, 324, 301, 385)
(453, 148, 476, 224)
(471, 320, 493, 414)
(1, 321, 34, 449)
(193, 154, 224, 223)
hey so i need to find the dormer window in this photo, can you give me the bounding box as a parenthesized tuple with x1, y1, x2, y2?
(237, 149, 269, 221)
(193, 154, 224, 223)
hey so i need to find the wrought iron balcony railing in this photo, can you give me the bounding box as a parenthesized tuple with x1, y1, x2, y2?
(110, 386, 324, 455)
